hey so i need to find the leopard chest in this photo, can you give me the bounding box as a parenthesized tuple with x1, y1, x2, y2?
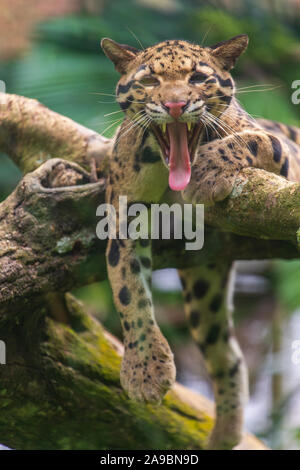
(112, 136, 169, 203)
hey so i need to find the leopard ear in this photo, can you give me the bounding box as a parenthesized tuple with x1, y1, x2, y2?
(210, 34, 248, 70)
(101, 38, 139, 74)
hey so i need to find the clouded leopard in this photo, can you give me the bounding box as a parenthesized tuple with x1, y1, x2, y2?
(100, 34, 300, 449)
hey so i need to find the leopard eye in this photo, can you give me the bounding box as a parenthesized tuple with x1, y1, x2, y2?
(138, 76, 160, 87)
(189, 72, 208, 84)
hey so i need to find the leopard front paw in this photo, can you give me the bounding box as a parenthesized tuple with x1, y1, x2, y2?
(183, 172, 237, 206)
(120, 329, 176, 404)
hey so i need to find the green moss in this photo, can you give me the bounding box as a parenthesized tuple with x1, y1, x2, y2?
(0, 290, 215, 450)
(55, 229, 96, 254)
(230, 177, 248, 199)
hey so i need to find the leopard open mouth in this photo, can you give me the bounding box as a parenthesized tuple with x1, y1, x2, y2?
(151, 121, 203, 191)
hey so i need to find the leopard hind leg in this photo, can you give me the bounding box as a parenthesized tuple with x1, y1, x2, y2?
(178, 262, 248, 450)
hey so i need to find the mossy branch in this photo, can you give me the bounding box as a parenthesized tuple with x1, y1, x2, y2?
(1, 94, 299, 245)
(0, 291, 266, 450)
(204, 168, 300, 246)
(0, 157, 298, 319)
(0, 93, 112, 174)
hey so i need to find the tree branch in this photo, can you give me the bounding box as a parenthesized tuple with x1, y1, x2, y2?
(0, 158, 106, 320)
(0, 93, 113, 174)
(204, 168, 300, 245)
(0, 292, 266, 450)
(0, 158, 298, 321)
(1, 94, 299, 247)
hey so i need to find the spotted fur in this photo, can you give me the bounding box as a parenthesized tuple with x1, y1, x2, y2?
(101, 36, 300, 449)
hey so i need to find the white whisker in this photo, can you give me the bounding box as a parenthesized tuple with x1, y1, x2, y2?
(104, 110, 124, 117)
(205, 111, 249, 153)
(90, 92, 117, 97)
(206, 114, 245, 150)
(97, 100, 118, 104)
(126, 27, 145, 50)
(236, 86, 280, 94)
(115, 112, 149, 145)
(100, 117, 124, 135)
(236, 83, 274, 90)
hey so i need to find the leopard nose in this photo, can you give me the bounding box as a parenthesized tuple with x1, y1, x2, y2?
(163, 101, 187, 119)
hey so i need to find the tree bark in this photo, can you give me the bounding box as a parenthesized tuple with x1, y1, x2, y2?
(0, 92, 112, 175)
(0, 292, 266, 450)
(204, 168, 300, 244)
(0, 157, 297, 320)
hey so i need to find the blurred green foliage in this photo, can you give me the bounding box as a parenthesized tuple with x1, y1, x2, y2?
(273, 260, 300, 311)
(190, 7, 297, 67)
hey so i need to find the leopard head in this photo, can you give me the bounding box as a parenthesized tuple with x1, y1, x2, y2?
(101, 35, 248, 191)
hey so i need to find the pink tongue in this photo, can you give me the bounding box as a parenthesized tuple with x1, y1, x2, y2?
(167, 122, 191, 191)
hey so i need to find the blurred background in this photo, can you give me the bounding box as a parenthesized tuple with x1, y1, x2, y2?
(1, 0, 300, 450)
